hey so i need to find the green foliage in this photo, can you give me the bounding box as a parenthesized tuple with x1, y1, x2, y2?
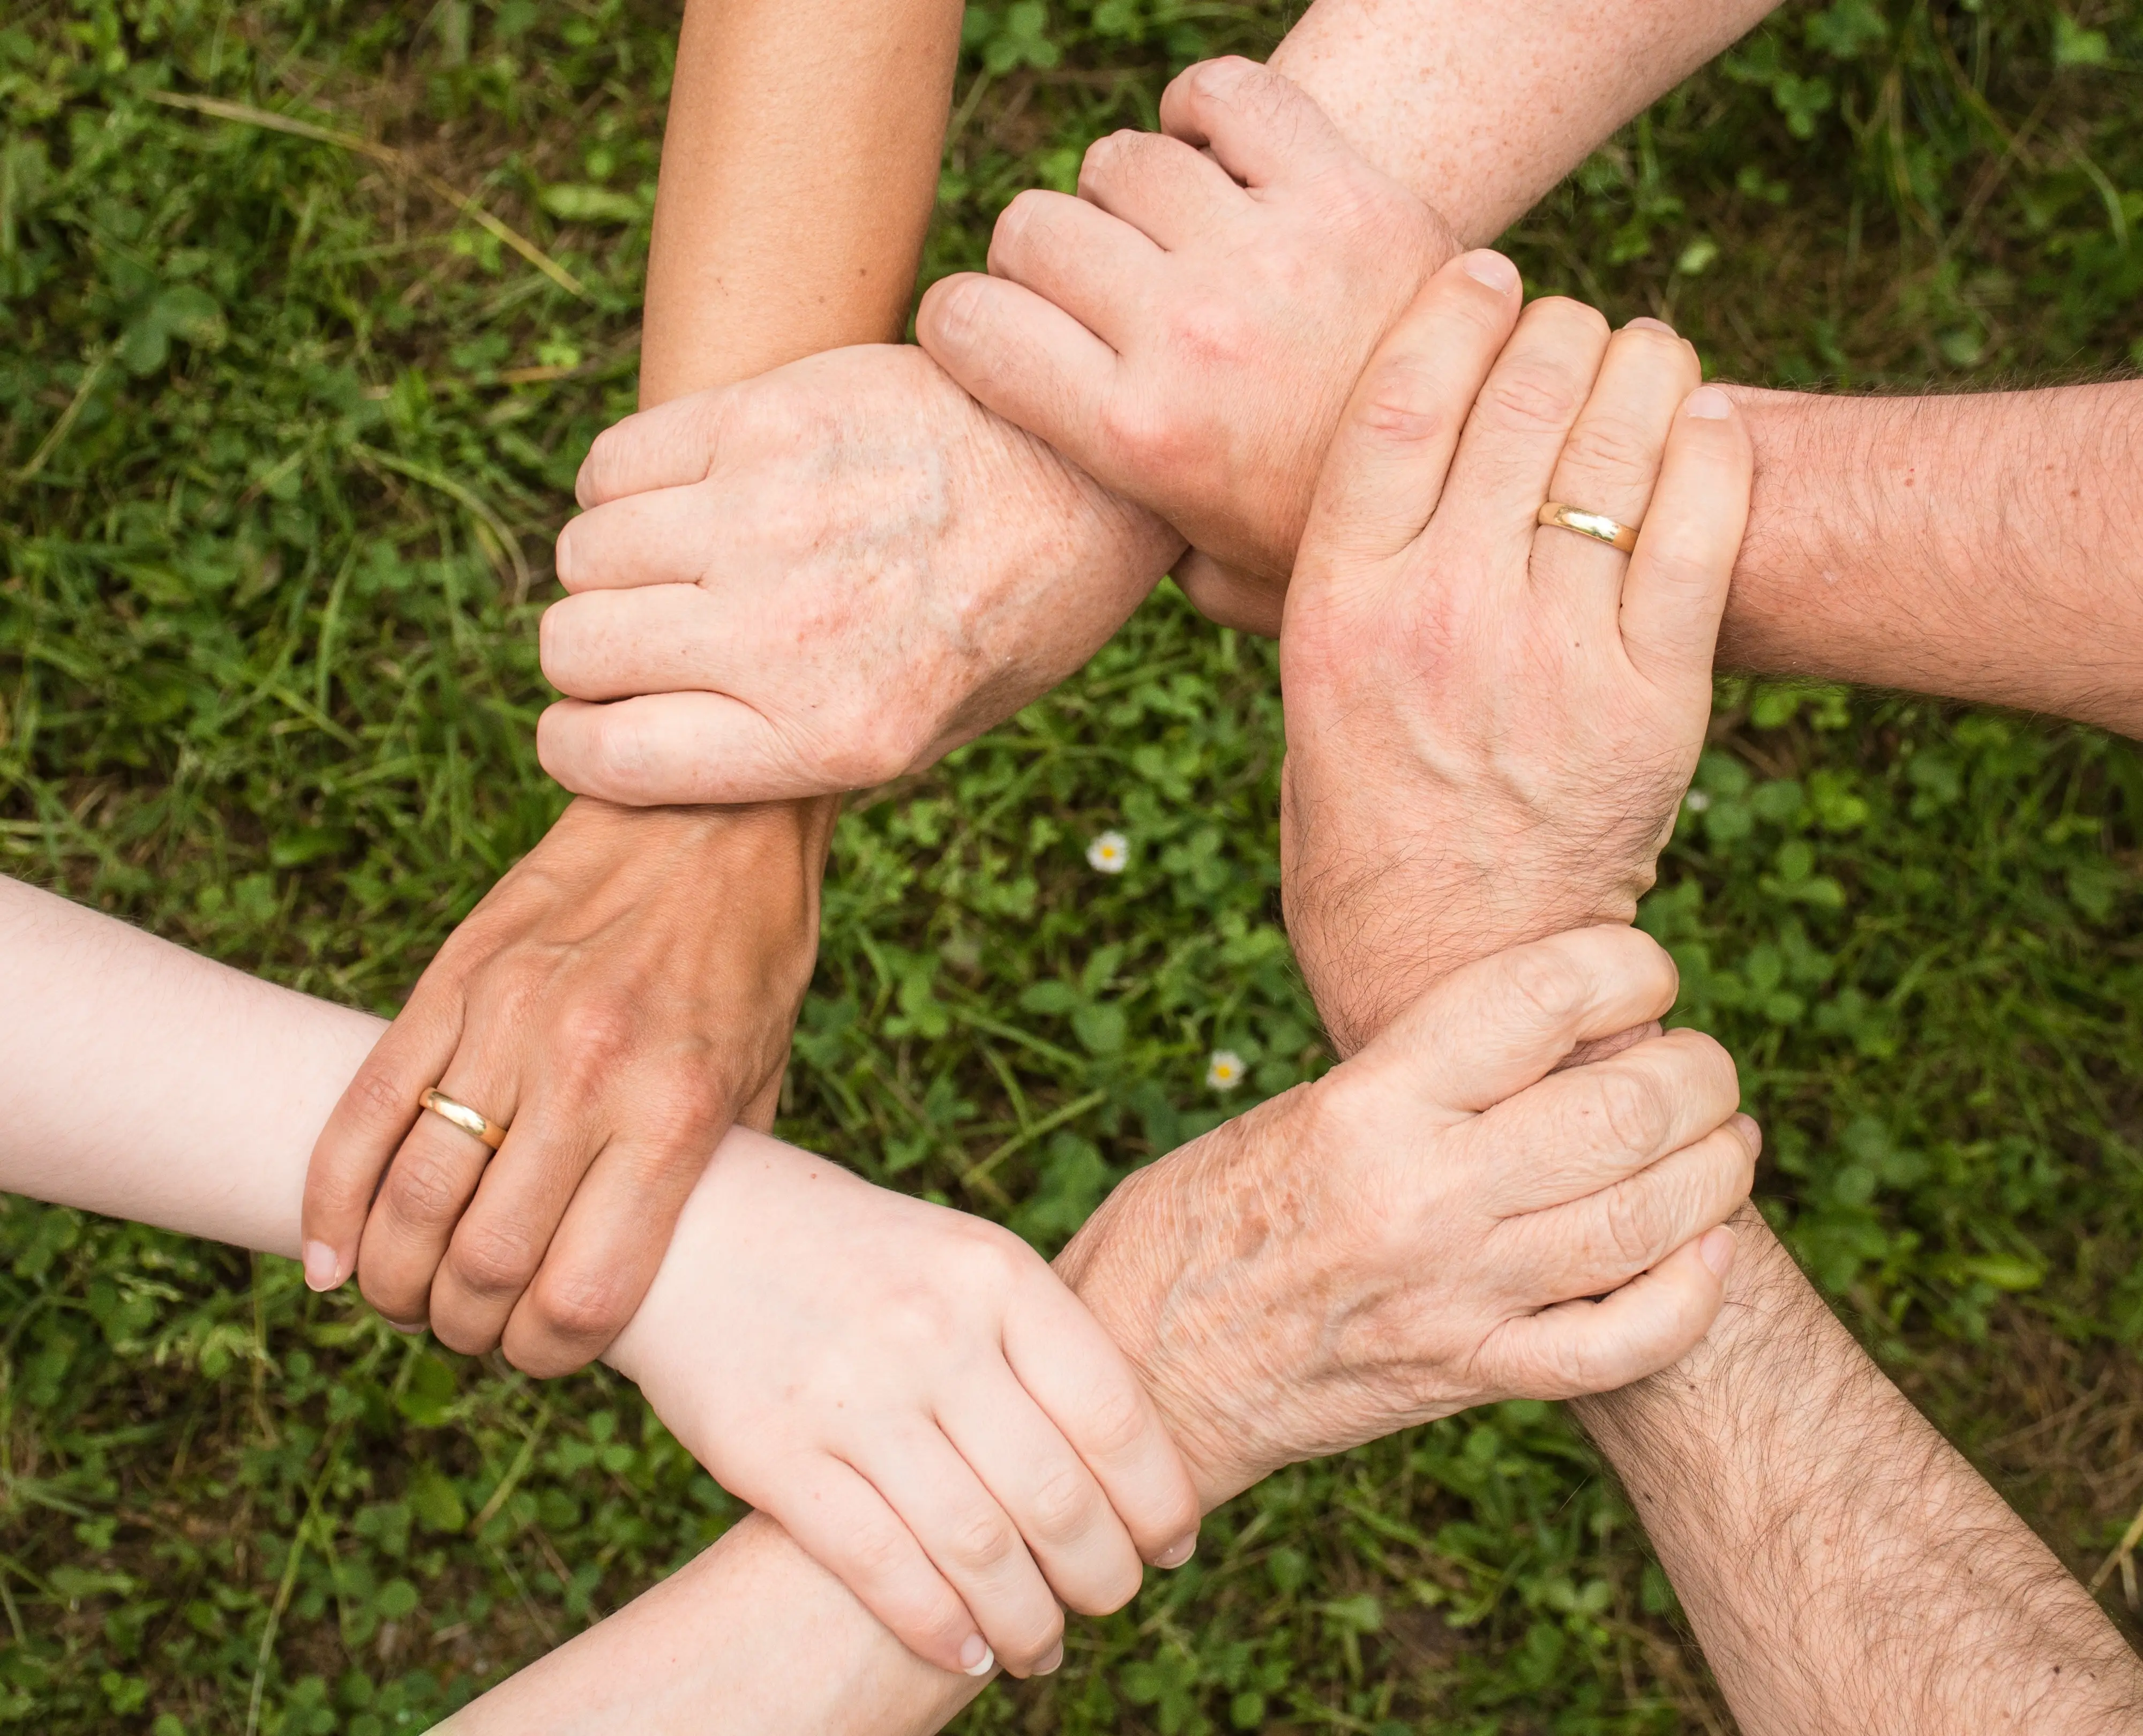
(2, 1, 2141, 1732)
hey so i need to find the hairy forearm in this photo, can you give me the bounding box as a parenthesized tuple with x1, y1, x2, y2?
(1722, 383, 2143, 735)
(1573, 1209, 2143, 1734)
(640, 0, 963, 403)
(1271, 0, 1778, 244)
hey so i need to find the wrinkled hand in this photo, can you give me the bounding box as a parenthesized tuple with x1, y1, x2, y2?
(1278, 253, 1752, 1054)
(535, 343, 1180, 806)
(919, 57, 1452, 634)
(1057, 926, 1755, 1506)
(303, 798, 829, 1374)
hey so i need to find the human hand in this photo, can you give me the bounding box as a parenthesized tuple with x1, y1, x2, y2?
(1056, 925, 1755, 1506)
(917, 57, 1452, 634)
(1277, 253, 1752, 1054)
(534, 343, 1181, 806)
(302, 797, 830, 1375)
(605, 1129, 1200, 1681)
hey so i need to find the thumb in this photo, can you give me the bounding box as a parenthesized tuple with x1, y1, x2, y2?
(1174, 549, 1286, 637)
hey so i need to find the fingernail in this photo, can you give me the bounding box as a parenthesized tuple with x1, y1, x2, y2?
(959, 1635, 995, 1677)
(1035, 1642, 1065, 1677)
(1730, 1111, 1764, 1158)
(1699, 1225, 1737, 1279)
(1461, 249, 1520, 293)
(1684, 385, 1734, 420)
(552, 522, 576, 587)
(1153, 1531, 1198, 1569)
(1625, 315, 1678, 336)
(301, 1240, 344, 1292)
(386, 1317, 428, 1336)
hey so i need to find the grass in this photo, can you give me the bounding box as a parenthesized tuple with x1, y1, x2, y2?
(2, 0, 2141, 1731)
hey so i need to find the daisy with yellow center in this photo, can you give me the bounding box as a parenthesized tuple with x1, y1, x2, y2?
(1206, 1050, 1245, 1093)
(1087, 830, 1130, 874)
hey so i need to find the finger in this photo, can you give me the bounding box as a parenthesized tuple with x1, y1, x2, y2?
(355, 1050, 521, 1328)
(540, 585, 735, 700)
(572, 387, 737, 509)
(1619, 384, 1754, 689)
(766, 1454, 995, 1679)
(850, 1428, 1066, 1677)
(915, 271, 1120, 468)
(1174, 548, 1285, 637)
(536, 692, 822, 807)
(1432, 294, 1612, 569)
(1533, 318, 1700, 624)
(1365, 925, 1682, 1113)
(936, 1372, 1144, 1619)
(422, 1080, 602, 1359)
(1481, 1223, 1737, 1400)
(1005, 1278, 1202, 1571)
(1293, 250, 1523, 569)
(1076, 128, 1247, 248)
(499, 1129, 723, 1377)
(987, 189, 1163, 349)
(1509, 1118, 1758, 1303)
(553, 490, 718, 593)
(1158, 56, 1355, 190)
(302, 1000, 461, 1293)
(1477, 1027, 1742, 1214)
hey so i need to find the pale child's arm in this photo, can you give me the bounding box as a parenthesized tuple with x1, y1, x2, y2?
(0, 878, 983, 1731)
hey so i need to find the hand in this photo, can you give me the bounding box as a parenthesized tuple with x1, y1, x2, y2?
(606, 1128, 1201, 1681)
(1277, 254, 1753, 1054)
(534, 343, 1182, 806)
(1057, 925, 1756, 1506)
(302, 798, 830, 1374)
(918, 57, 1452, 634)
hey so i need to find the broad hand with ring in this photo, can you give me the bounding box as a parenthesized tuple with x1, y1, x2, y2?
(1278, 251, 1752, 1054)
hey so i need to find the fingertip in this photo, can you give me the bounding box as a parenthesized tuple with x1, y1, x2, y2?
(916, 272, 987, 355)
(960, 1635, 996, 1677)
(1152, 1529, 1197, 1569)
(1458, 248, 1520, 295)
(1728, 1111, 1763, 1161)
(1683, 384, 1735, 421)
(302, 1239, 348, 1293)
(1698, 1223, 1736, 1279)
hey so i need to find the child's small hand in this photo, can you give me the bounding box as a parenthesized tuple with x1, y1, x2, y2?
(605, 1133, 1199, 1680)
(918, 56, 1452, 632)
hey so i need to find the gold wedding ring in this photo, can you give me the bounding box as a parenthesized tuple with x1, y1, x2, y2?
(419, 1088, 509, 1151)
(1538, 500, 1639, 553)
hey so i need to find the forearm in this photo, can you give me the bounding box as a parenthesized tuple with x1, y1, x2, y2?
(1270, 0, 1778, 244)
(1573, 1209, 2143, 1734)
(1721, 383, 2143, 735)
(640, 0, 963, 403)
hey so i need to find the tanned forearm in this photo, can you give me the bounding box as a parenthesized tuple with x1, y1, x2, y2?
(1722, 384, 2143, 736)
(639, 0, 962, 402)
(1573, 1210, 2143, 1735)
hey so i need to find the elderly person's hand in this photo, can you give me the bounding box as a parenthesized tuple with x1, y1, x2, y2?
(1278, 255, 1751, 1054)
(1058, 925, 1754, 1507)
(533, 345, 1179, 806)
(917, 58, 1451, 635)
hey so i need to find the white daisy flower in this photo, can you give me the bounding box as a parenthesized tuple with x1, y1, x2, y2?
(1206, 1050, 1246, 1093)
(1087, 830, 1130, 874)
(1683, 789, 1712, 812)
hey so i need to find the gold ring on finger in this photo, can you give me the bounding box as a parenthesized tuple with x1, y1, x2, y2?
(1538, 500, 1639, 554)
(418, 1087, 509, 1151)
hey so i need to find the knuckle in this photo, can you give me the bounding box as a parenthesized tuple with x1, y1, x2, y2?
(446, 1221, 542, 1302)
(522, 1263, 635, 1353)
(1500, 945, 1592, 1032)
(1025, 1461, 1102, 1546)
(1350, 357, 1458, 448)
(380, 1148, 470, 1229)
(1559, 410, 1660, 481)
(843, 1511, 921, 1587)
(1590, 1065, 1672, 1157)
(346, 1062, 422, 1134)
(946, 1506, 1021, 1576)
(1594, 1180, 1662, 1272)
(1075, 1374, 1152, 1462)
(552, 998, 639, 1076)
(1480, 354, 1587, 433)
